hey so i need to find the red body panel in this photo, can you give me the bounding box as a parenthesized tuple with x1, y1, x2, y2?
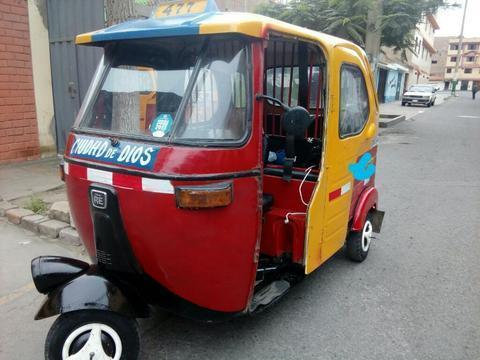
(260, 173, 315, 260)
(260, 208, 305, 263)
(351, 186, 378, 232)
(263, 173, 316, 212)
(349, 146, 378, 225)
(64, 42, 266, 313)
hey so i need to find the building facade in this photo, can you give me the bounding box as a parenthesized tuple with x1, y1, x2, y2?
(443, 37, 480, 91)
(376, 47, 409, 103)
(375, 13, 439, 103)
(430, 36, 452, 86)
(405, 13, 439, 88)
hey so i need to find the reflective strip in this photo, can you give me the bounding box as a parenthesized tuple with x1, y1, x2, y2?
(87, 168, 113, 185)
(340, 182, 351, 195)
(64, 162, 69, 175)
(329, 181, 351, 201)
(141, 178, 174, 194)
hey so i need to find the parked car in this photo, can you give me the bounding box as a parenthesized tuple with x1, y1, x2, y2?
(402, 84, 437, 107)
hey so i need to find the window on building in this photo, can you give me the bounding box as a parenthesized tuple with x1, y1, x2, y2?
(450, 44, 458, 50)
(467, 44, 478, 50)
(431, 59, 438, 64)
(446, 68, 452, 73)
(466, 56, 475, 62)
(339, 65, 369, 138)
(464, 68, 472, 74)
(450, 56, 457, 62)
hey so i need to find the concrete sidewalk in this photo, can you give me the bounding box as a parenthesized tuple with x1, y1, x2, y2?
(0, 157, 80, 247)
(379, 91, 451, 120)
(0, 157, 63, 202)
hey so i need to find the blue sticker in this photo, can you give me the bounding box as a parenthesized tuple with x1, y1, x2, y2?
(69, 135, 160, 170)
(349, 152, 376, 181)
(150, 113, 173, 138)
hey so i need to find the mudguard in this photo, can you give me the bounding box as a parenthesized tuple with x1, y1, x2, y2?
(34, 265, 149, 320)
(351, 186, 378, 232)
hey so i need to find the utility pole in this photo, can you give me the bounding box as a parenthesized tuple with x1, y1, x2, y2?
(365, 0, 383, 76)
(452, 0, 468, 95)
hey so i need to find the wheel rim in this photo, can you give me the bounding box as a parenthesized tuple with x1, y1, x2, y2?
(62, 323, 122, 360)
(361, 220, 373, 252)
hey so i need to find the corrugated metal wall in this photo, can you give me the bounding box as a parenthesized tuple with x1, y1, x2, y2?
(47, 0, 104, 153)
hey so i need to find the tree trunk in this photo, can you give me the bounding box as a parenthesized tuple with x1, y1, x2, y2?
(365, 0, 383, 73)
(105, 0, 141, 133)
(105, 0, 137, 26)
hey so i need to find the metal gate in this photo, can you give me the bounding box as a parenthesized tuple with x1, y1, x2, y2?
(47, 0, 104, 153)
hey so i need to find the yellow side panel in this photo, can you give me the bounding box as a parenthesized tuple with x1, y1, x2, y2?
(199, 21, 264, 38)
(305, 45, 378, 274)
(304, 171, 327, 272)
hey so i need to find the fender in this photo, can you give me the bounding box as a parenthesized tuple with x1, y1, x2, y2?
(351, 186, 378, 232)
(34, 264, 149, 320)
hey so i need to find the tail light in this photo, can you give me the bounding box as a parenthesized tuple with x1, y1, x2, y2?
(175, 182, 232, 209)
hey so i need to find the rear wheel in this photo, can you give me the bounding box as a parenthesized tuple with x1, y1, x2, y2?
(401, 102, 406, 106)
(45, 310, 140, 360)
(346, 214, 374, 262)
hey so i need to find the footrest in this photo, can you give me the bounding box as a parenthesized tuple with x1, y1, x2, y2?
(249, 279, 290, 312)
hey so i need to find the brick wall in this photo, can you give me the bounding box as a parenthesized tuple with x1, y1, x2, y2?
(0, 0, 40, 164)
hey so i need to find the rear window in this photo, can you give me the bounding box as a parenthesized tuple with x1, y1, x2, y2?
(80, 37, 250, 144)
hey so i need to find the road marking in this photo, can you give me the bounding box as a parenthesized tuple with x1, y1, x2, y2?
(457, 115, 480, 119)
(0, 282, 36, 306)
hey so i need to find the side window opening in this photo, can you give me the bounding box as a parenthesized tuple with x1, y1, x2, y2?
(262, 38, 326, 172)
(339, 64, 370, 138)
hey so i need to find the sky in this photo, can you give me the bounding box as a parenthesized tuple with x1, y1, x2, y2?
(435, 0, 480, 37)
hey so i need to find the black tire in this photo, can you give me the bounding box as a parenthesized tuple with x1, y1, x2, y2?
(431, 99, 435, 106)
(346, 214, 374, 263)
(45, 310, 140, 360)
(426, 102, 431, 107)
(401, 102, 406, 106)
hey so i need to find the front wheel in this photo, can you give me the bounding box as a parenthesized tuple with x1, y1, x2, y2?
(45, 310, 140, 360)
(346, 214, 374, 262)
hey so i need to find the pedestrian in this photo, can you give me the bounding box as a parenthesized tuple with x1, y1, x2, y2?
(473, 83, 478, 100)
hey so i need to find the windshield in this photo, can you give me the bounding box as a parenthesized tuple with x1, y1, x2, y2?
(80, 36, 250, 143)
(408, 85, 433, 93)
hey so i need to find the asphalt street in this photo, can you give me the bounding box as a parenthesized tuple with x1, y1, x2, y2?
(0, 93, 479, 360)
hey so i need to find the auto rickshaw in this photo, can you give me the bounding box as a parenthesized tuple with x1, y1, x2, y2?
(31, 1, 384, 358)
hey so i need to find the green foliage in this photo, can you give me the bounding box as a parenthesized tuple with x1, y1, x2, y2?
(26, 197, 48, 215)
(254, 0, 456, 50)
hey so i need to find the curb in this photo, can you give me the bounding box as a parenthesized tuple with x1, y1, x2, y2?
(1, 200, 82, 248)
(379, 114, 406, 128)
